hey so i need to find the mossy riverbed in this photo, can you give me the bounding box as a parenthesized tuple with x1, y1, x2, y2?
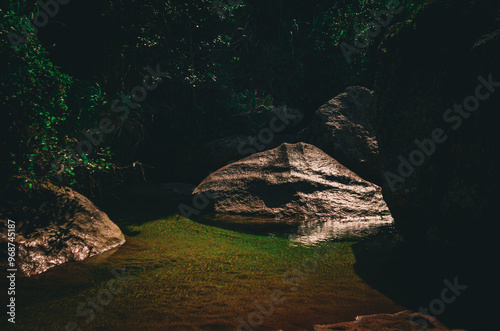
(2, 207, 404, 330)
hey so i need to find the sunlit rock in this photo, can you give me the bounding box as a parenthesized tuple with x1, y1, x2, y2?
(0, 182, 125, 277)
(193, 142, 392, 222)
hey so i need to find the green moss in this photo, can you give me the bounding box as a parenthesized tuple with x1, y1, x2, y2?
(6, 213, 402, 330)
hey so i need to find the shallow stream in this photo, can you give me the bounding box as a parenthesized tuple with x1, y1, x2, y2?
(2, 207, 405, 330)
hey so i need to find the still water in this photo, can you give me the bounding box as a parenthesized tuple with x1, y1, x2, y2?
(1, 213, 404, 330)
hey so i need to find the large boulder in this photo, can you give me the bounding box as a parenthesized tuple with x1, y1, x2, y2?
(0, 182, 125, 277)
(193, 142, 392, 221)
(373, 0, 500, 251)
(298, 86, 380, 183)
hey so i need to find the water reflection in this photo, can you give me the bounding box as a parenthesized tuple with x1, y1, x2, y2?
(289, 215, 395, 245)
(197, 214, 396, 244)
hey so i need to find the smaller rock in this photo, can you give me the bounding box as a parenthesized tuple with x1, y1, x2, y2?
(298, 86, 380, 183)
(0, 182, 125, 277)
(314, 310, 464, 331)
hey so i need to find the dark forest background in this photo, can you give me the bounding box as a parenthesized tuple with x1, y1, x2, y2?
(1, 0, 426, 199)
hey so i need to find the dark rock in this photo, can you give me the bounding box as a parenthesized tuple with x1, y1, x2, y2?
(298, 86, 380, 183)
(126, 182, 196, 202)
(198, 135, 250, 170)
(373, 0, 500, 251)
(193, 142, 392, 221)
(266, 105, 304, 130)
(0, 182, 125, 277)
(196, 106, 303, 171)
(314, 310, 462, 331)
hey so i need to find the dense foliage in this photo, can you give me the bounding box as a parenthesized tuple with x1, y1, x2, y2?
(1, 0, 426, 195)
(0, 2, 115, 194)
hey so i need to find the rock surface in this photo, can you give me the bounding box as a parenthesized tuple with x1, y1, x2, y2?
(373, 0, 500, 251)
(314, 310, 462, 331)
(193, 142, 392, 221)
(0, 182, 125, 277)
(298, 86, 380, 183)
